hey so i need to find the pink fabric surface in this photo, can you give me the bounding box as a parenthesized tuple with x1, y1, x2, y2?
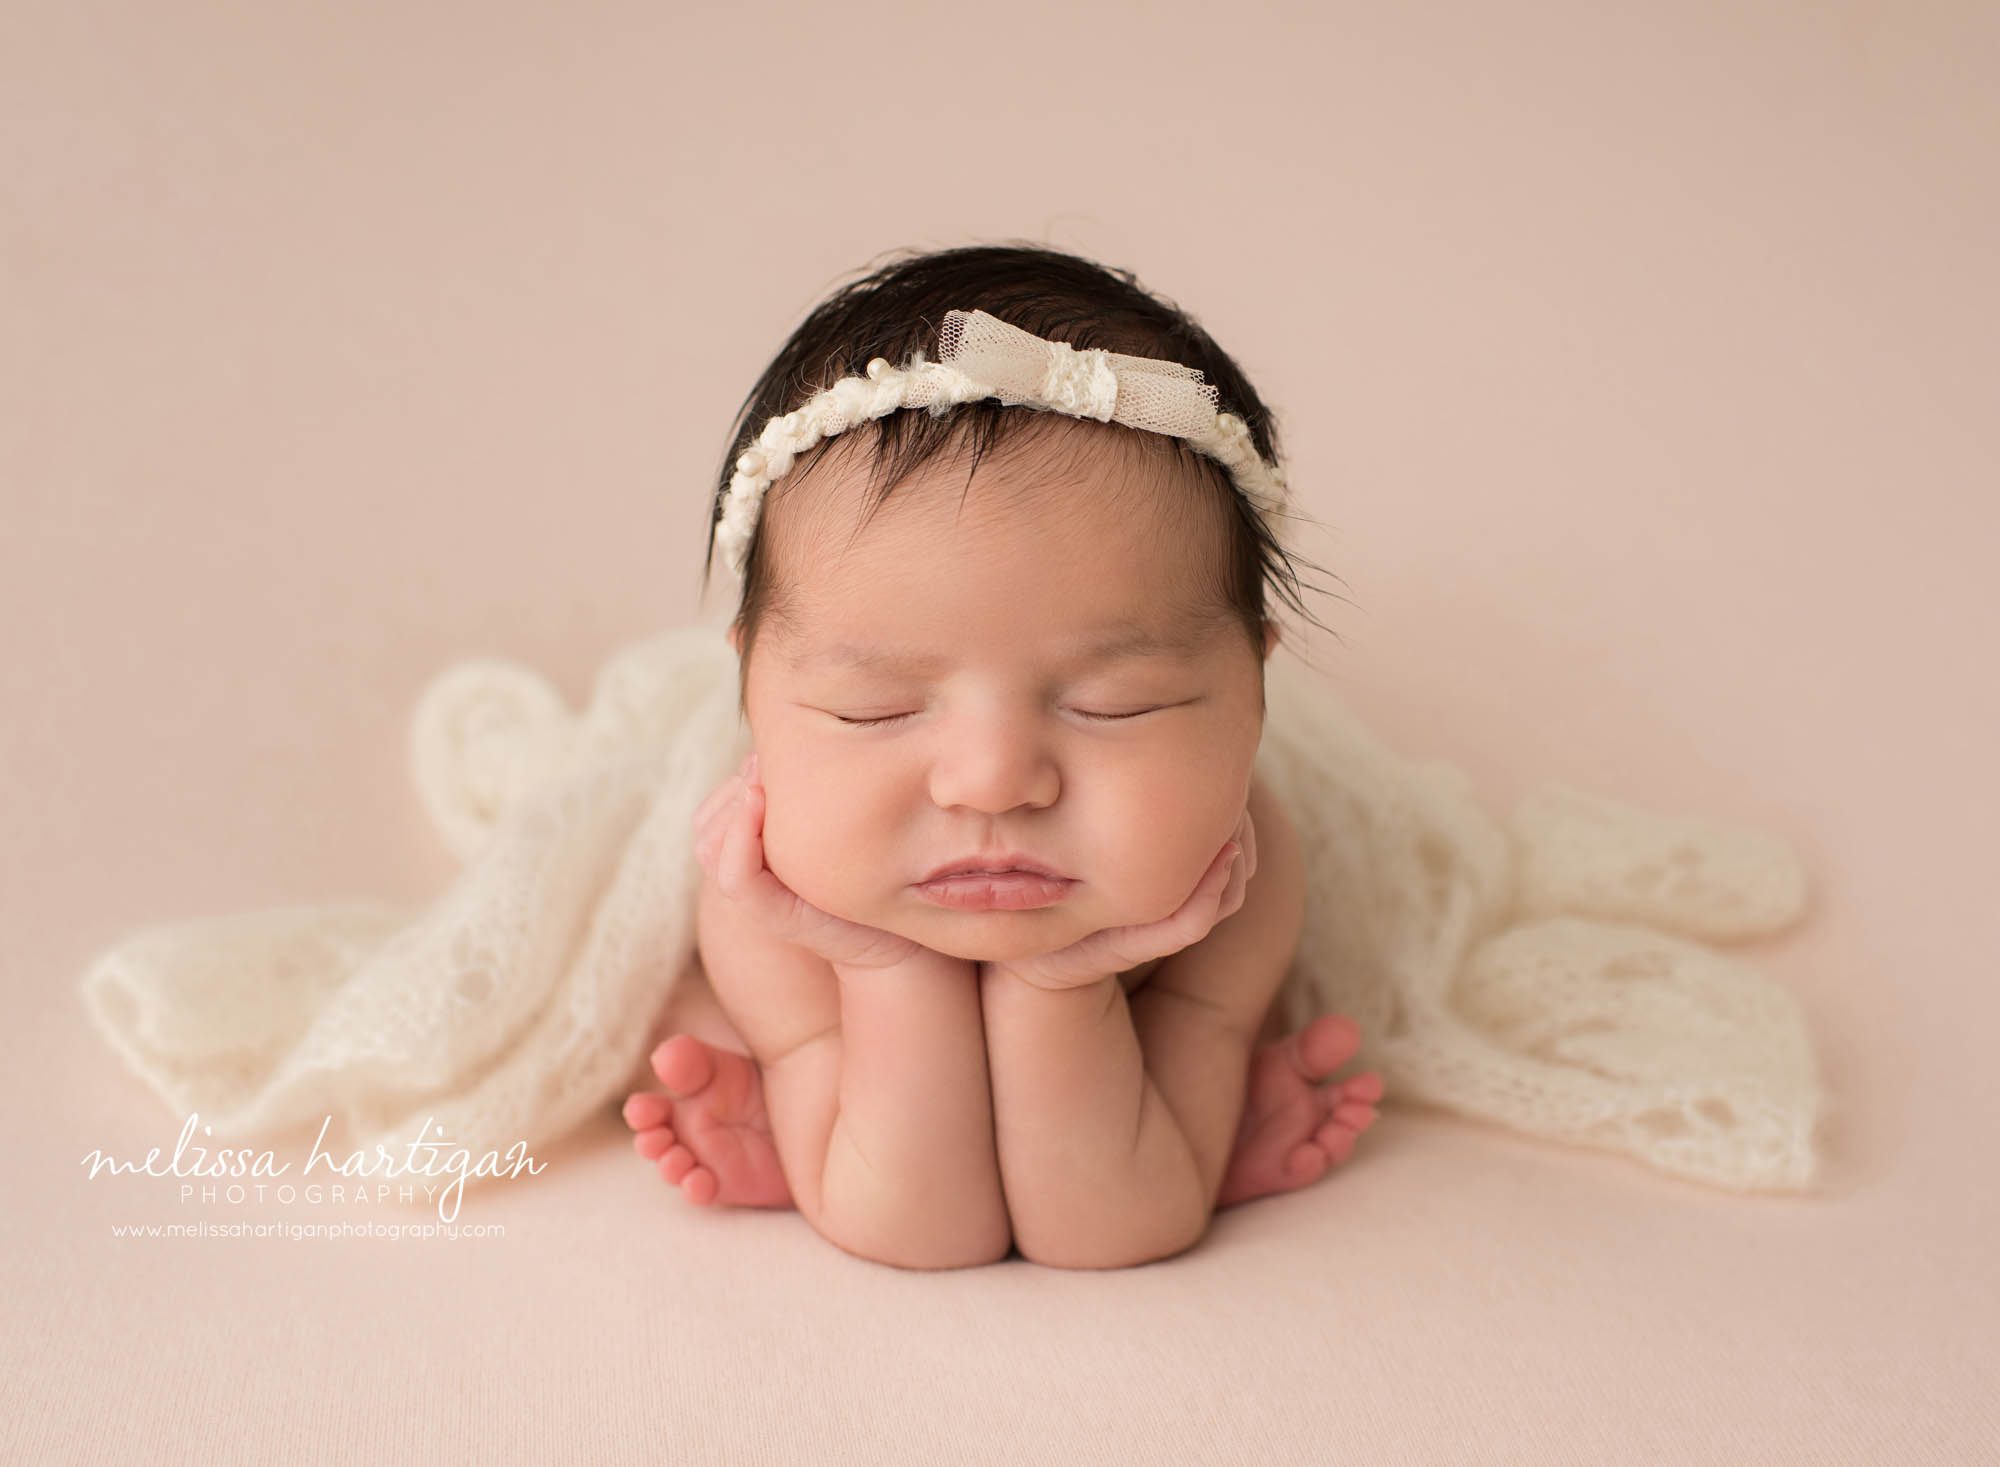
(6, 3, 1995, 1461)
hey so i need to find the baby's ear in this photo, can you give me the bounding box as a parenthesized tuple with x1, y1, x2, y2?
(1262, 621, 1281, 660)
(726, 623, 744, 656)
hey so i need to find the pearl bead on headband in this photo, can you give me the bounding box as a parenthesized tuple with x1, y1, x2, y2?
(711, 307, 1294, 580)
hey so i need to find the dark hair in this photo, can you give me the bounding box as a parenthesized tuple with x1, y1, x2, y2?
(697, 241, 1348, 711)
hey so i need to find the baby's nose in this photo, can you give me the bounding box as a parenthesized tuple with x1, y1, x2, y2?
(928, 742, 1057, 815)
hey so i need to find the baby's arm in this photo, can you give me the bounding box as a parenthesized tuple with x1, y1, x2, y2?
(1126, 777, 1306, 1211)
(982, 778, 1304, 1268)
(981, 968, 1200, 1268)
(696, 868, 1010, 1270)
(826, 947, 1011, 1267)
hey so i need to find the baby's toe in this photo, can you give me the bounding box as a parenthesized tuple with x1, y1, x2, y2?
(1345, 1071, 1386, 1103)
(679, 1168, 721, 1206)
(1285, 1141, 1332, 1185)
(623, 1093, 672, 1131)
(1296, 1015, 1362, 1078)
(658, 1144, 697, 1186)
(1314, 1120, 1359, 1163)
(632, 1126, 676, 1161)
(1333, 1099, 1377, 1131)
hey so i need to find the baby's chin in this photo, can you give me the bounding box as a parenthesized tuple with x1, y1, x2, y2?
(903, 919, 1066, 965)
(880, 899, 1132, 966)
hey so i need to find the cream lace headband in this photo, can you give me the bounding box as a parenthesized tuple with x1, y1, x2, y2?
(711, 307, 1294, 580)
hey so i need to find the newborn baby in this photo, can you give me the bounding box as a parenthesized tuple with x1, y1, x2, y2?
(623, 251, 1383, 1269)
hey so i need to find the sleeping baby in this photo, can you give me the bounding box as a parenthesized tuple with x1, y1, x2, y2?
(621, 244, 1384, 1270)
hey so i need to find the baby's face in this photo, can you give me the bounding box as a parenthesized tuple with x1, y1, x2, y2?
(733, 425, 1274, 965)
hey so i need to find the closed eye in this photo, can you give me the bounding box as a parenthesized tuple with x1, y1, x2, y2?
(831, 708, 1161, 729)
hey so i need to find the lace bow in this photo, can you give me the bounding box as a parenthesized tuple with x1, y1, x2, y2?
(934, 308, 1222, 438)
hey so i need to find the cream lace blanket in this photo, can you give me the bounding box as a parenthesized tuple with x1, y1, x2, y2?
(79, 621, 1825, 1192)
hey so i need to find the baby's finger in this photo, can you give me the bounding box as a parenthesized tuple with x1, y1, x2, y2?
(714, 782, 770, 902)
(692, 783, 744, 874)
(1173, 840, 1241, 942)
(719, 782, 810, 933)
(691, 795, 736, 867)
(693, 774, 740, 835)
(1220, 844, 1247, 914)
(1217, 839, 1244, 888)
(693, 753, 756, 833)
(1215, 843, 1249, 921)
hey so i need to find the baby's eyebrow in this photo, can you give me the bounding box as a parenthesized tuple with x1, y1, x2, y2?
(795, 620, 1214, 675)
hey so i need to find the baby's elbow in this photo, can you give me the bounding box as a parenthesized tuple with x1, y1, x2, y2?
(824, 1207, 1014, 1272)
(1018, 1202, 1212, 1271)
(871, 1236, 1015, 1272)
(1126, 1202, 1213, 1268)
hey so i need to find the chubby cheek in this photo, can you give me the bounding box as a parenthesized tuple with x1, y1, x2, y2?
(1098, 786, 1245, 923)
(755, 772, 887, 922)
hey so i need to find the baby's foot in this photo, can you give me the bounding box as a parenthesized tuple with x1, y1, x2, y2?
(1215, 1014, 1385, 1210)
(621, 1034, 794, 1208)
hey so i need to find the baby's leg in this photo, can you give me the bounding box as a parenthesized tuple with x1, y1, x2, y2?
(623, 869, 842, 1216)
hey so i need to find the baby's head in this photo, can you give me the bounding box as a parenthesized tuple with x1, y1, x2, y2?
(700, 243, 1334, 963)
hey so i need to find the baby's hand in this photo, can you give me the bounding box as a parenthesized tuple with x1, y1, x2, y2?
(694, 751, 921, 970)
(984, 804, 1257, 992)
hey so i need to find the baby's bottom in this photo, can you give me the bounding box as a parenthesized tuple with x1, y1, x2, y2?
(625, 967, 1383, 1227)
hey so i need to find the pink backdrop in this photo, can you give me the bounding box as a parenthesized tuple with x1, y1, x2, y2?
(5, 2, 1994, 1460)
